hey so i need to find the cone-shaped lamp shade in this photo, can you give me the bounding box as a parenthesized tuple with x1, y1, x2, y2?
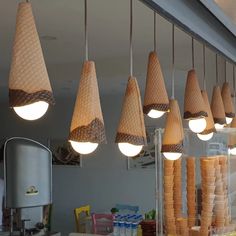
(197, 90, 216, 141)
(9, 2, 55, 120)
(221, 82, 235, 124)
(143, 51, 169, 118)
(228, 117, 236, 155)
(68, 61, 106, 154)
(116, 76, 147, 157)
(211, 86, 226, 129)
(184, 69, 207, 133)
(161, 99, 184, 160)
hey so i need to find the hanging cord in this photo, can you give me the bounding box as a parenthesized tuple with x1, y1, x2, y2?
(129, 0, 133, 76)
(203, 45, 206, 90)
(192, 37, 195, 69)
(225, 60, 227, 82)
(216, 54, 218, 85)
(154, 12, 156, 52)
(84, 0, 88, 61)
(171, 24, 175, 99)
(234, 66, 236, 105)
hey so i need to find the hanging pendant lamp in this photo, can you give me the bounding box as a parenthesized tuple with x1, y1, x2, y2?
(68, 0, 106, 155)
(211, 55, 226, 129)
(9, 1, 55, 121)
(161, 24, 183, 161)
(197, 45, 215, 141)
(221, 62, 235, 124)
(184, 38, 207, 133)
(143, 12, 169, 118)
(115, 0, 146, 157)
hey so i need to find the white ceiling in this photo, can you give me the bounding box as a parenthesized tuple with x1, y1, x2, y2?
(0, 0, 234, 99)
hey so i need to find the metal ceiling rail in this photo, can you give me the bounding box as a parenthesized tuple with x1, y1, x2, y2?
(140, 0, 236, 66)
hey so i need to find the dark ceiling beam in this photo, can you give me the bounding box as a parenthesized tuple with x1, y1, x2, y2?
(140, 0, 236, 65)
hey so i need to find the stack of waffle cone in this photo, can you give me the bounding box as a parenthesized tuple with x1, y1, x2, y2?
(164, 159, 177, 235)
(143, 51, 169, 115)
(186, 157, 196, 228)
(228, 117, 236, 150)
(183, 69, 207, 120)
(199, 90, 216, 135)
(9, 2, 55, 107)
(174, 159, 182, 219)
(115, 76, 147, 146)
(200, 158, 216, 236)
(161, 99, 184, 154)
(69, 61, 106, 143)
(211, 86, 226, 126)
(221, 82, 235, 119)
(176, 218, 189, 236)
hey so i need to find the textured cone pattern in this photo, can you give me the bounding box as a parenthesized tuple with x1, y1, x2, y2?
(229, 117, 236, 148)
(221, 82, 235, 118)
(211, 86, 226, 125)
(184, 69, 207, 119)
(161, 99, 184, 153)
(9, 2, 54, 107)
(69, 61, 106, 143)
(143, 51, 169, 114)
(115, 76, 147, 145)
(199, 90, 216, 135)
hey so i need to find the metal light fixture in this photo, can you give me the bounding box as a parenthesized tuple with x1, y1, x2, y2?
(221, 60, 235, 125)
(211, 55, 226, 129)
(143, 12, 169, 119)
(161, 24, 184, 161)
(197, 45, 216, 141)
(184, 38, 207, 133)
(115, 0, 147, 157)
(9, 1, 55, 121)
(68, 0, 106, 155)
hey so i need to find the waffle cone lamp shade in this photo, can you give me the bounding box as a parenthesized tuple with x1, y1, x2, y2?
(211, 86, 226, 129)
(115, 76, 147, 157)
(143, 51, 169, 118)
(228, 117, 236, 155)
(9, 2, 55, 120)
(197, 90, 216, 141)
(222, 82, 235, 124)
(184, 69, 207, 133)
(161, 99, 184, 160)
(69, 61, 106, 155)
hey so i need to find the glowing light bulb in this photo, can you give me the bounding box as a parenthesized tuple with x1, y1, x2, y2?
(226, 117, 233, 125)
(215, 123, 225, 129)
(229, 147, 236, 155)
(70, 141, 98, 155)
(197, 132, 214, 141)
(118, 143, 143, 157)
(13, 101, 49, 121)
(188, 118, 206, 133)
(147, 109, 165, 119)
(163, 152, 182, 160)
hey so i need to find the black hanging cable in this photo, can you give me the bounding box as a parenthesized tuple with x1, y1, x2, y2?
(154, 12, 156, 52)
(225, 60, 227, 83)
(85, 0, 88, 61)
(192, 37, 194, 69)
(171, 24, 175, 99)
(203, 45, 206, 90)
(234, 66, 236, 105)
(130, 0, 133, 76)
(216, 54, 218, 85)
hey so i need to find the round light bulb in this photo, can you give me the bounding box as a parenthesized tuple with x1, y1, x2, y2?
(13, 101, 49, 121)
(226, 117, 233, 125)
(70, 141, 98, 155)
(147, 109, 165, 119)
(229, 147, 236, 155)
(188, 118, 206, 133)
(215, 123, 225, 129)
(118, 143, 143, 157)
(197, 132, 214, 141)
(163, 152, 182, 160)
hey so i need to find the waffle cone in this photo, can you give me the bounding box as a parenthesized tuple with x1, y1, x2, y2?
(9, 2, 54, 107)
(69, 61, 106, 143)
(211, 86, 226, 125)
(184, 69, 207, 119)
(143, 51, 169, 114)
(199, 90, 216, 135)
(231, 117, 236, 128)
(161, 99, 184, 153)
(221, 82, 235, 118)
(115, 76, 147, 145)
